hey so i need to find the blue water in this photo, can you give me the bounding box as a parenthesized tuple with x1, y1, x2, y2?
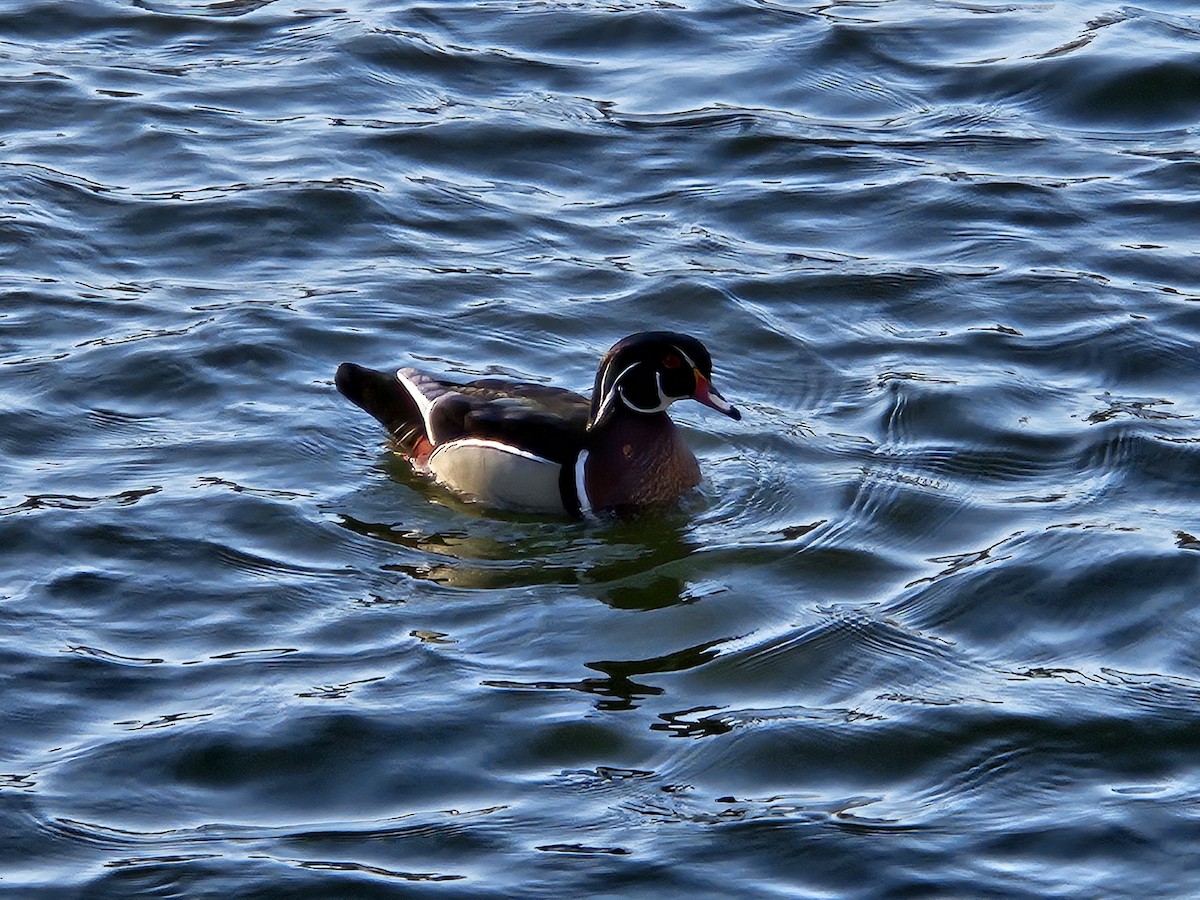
(4, 1, 1200, 896)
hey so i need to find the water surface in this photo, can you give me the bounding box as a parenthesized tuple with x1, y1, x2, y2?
(3, 1, 1200, 896)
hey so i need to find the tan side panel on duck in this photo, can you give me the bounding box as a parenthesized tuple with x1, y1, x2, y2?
(428, 439, 563, 513)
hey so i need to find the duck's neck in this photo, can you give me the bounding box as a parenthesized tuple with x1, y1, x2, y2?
(581, 410, 700, 510)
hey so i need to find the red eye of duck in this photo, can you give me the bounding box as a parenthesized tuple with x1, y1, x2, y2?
(662, 352, 682, 369)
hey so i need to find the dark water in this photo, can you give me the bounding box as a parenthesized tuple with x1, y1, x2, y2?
(4, 0, 1200, 895)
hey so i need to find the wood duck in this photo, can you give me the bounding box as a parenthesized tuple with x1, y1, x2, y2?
(335, 332, 741, 517)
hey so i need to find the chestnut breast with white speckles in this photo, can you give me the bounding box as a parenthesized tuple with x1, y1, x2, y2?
(582, 411, 700, 510)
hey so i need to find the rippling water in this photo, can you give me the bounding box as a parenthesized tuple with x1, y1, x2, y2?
(4, 0, 1200, 896)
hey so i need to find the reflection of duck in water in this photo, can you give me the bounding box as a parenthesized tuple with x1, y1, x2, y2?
(338, 507, 698, 605)
(336, 332, 740, 517)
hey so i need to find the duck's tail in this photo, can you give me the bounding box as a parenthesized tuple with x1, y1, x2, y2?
(335, 363, 427, 456)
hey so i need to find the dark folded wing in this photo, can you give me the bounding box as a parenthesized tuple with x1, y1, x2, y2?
(426, 378, 590, 465)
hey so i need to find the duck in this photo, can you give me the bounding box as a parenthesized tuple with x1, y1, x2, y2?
(335, 331, 741, 517)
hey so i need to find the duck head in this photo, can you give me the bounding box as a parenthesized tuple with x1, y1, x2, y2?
(587, 332, 741, 431)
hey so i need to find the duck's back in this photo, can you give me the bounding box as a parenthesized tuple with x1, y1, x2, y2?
(412, 371, 590, 465)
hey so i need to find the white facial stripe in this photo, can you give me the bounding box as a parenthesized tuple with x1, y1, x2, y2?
(618, 371, 674, 413)
(672, 344, 698, 370)
(594, 360, 642, 423)
(612, 360, 642, 390)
